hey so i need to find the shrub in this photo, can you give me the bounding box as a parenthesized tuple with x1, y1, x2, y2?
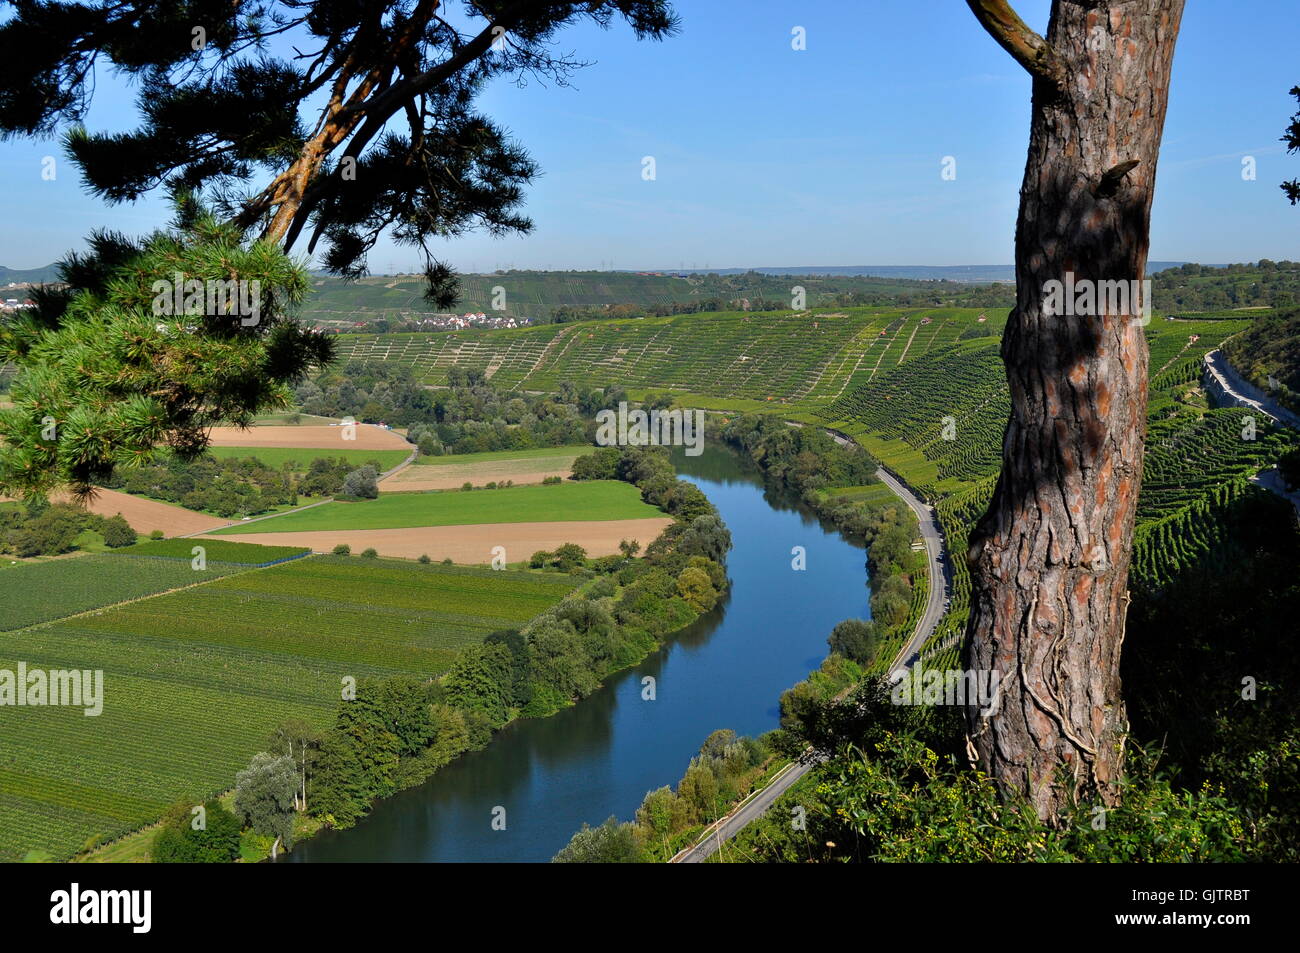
(551, 543, 587, 572)
(828, 619, 880, 664)
(151, 799, 241, 864)
(587, 576, 617, 599)
(149, 529, 165, 540)
(675, 566, 717, 612)
(340, 465, 379, 499)
(101, 514, 137, 548)
(361, 548, 378, 558)
(418, 554, 431, 564)
(461, 482, 474, 491)
(332, 544, 351, 555)
(552, 816, 644, 863)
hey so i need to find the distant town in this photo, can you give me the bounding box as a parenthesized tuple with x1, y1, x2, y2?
(2, 281, 37, 312)
(307, 311, 532, 334)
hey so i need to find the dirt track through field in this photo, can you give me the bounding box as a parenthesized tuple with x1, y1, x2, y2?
(207, 424, 409, 450)
(208, 517, 673, 562)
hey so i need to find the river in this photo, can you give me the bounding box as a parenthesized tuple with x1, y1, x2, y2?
(286, 444, 869, 862)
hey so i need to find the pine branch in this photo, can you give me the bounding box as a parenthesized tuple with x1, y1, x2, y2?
(966, 0, 1067, 87)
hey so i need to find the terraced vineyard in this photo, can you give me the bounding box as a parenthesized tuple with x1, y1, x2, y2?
(821, 338, 1010, 498)
(332, 306, 1004, 402)
(808, 315, 1294, 663)
(0, 555, 575, 862)
(336, 324, 565, 387)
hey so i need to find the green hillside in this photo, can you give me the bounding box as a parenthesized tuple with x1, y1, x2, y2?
(333, 306, 1008, 405)
(302, 270, 1008, 325)
(1221, 306, 1300, 412)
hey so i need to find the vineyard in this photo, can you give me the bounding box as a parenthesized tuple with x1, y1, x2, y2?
(820, 338, 1009, 499)
(118, 539, 311, 565)
(802, 316, 1295, 666)
(0, 555, 575, 861)
(331, 306, 1007, 401)
(0, 554, 253, 632)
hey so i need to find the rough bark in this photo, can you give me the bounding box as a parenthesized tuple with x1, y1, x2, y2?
(963, 0, 1184, 820)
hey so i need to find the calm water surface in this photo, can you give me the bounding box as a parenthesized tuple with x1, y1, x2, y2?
(287, 444, 867, 862)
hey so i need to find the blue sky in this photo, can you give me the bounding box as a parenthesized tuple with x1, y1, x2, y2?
(1, 0, 1296, 272)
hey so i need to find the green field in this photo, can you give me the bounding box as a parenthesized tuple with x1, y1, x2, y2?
(210, 480, 660, 533)
(204, 445, 412, 470)
(0, 555, 575, 862)
(117, 539, 311, 565)
(0, 554, 252, 632)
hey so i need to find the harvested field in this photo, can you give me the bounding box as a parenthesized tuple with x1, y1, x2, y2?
(383, 466, 572, 491)
(206, 424, 409, 451)
(51, 488, 229, 536)
(381, 447, 586, 491)
(210, 517, 674, 562)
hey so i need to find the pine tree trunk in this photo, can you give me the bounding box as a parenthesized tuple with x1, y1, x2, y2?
(964, 0, 1184, 820)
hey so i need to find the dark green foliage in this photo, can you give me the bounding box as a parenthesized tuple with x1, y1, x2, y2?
(735, 679, 1248, 862)
(310, 688, 402, 829)
(1125, 490, 1300, 861)
(571, 447, 621, 480)
(100, 513, 136, 548)
(1, 501, 107, 556)
(0, 1, 678, 295)
(150, 799, 241, 864)
(300, 361, 590, 451)
(340, 465, 379, 500)
(828, 619, 880, 665)
(99, 452, 332, 517)
(723, 413, 880, 493)
(443, 643, 516, 727)
(0, 213, 332, 497)
(550, 542, 587, 572)
(1280, 447, 1300, 490)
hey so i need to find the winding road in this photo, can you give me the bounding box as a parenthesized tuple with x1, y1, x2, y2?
(672, 461, 951, 863)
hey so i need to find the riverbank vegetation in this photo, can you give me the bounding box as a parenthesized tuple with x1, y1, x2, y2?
(131, 446, 734, 858)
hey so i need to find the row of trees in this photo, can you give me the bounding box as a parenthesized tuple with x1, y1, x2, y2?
(300, 362, 627, 456)
(100, 454, 380, 518)
(721, 414, 879, 493)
